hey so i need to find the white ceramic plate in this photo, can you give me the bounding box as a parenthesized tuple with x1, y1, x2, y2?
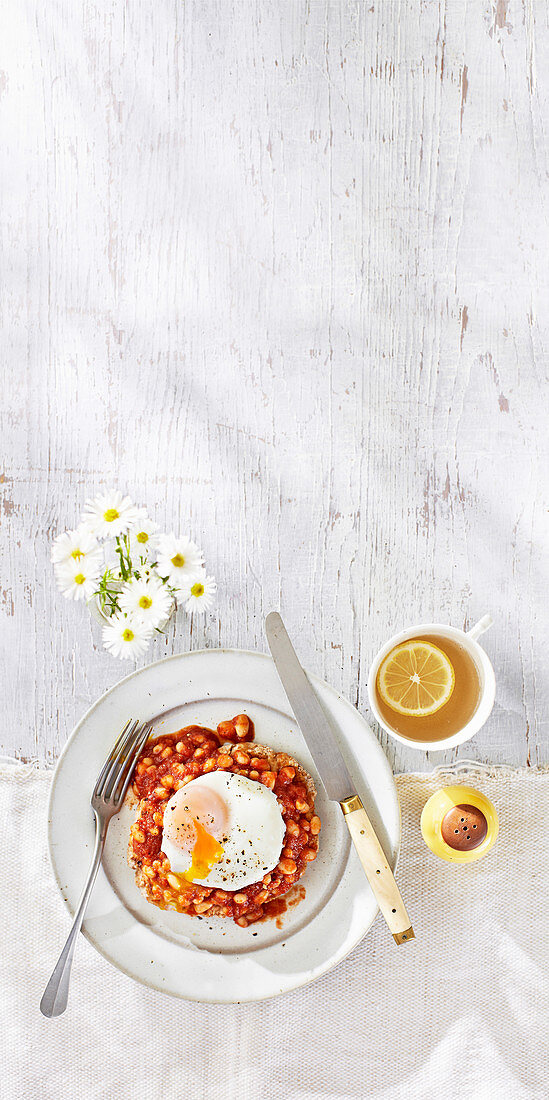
(48, 649, 400, 1003)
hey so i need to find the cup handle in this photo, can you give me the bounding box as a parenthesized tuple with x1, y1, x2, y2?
(467, 614, 493, 641)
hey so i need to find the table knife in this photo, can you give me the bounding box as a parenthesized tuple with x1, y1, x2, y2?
(265, 612, 414, 945)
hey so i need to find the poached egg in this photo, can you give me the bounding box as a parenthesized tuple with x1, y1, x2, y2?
(161, 770, 286, 890)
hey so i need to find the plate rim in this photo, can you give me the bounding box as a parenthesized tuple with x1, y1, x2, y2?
(47, 646, 401, 1003)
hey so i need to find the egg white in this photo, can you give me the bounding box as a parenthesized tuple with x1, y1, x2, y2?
(161, 770, 286, 890)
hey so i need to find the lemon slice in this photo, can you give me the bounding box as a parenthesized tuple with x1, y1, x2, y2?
(377, 640, 455, 717)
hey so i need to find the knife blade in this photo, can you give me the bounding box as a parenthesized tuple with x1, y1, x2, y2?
(265, 611, 414, 945)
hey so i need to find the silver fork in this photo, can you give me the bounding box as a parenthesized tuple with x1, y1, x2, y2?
(40, 718, 154, 1018)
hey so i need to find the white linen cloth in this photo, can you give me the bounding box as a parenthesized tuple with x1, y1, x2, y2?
(2, 759, 547, 1100)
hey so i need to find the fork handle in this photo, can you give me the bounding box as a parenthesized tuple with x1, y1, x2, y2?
(40, 813, 108, 1017)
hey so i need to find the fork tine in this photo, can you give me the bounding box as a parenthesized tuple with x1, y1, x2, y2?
(94, 719, 140, 799)
(114, 721, 155, 805)
(102, 719, 145, 800)
(92, 719, 134, 797)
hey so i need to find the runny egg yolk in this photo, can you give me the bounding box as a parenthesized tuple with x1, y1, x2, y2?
(182, 819, 224, 882)
(161, 784, 229, 882)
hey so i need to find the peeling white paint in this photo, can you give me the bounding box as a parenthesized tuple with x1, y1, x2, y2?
(1, 0, 548, 771)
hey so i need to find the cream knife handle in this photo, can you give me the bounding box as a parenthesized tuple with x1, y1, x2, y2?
(341, 795, 414, 945)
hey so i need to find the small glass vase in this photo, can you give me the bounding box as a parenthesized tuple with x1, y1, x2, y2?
(87, 588, 175, 631)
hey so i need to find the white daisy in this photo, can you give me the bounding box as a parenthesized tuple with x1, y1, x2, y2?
(51, 526, 103, 567)
(181, 570, 217, 614)
(55, 556, 102, 602)
(118, 577, 173, 628)
(102, 613, 153, 660)
(156, 533, 204, 591)
(81, 491, 140, 540)
(128, 509, 159, 559)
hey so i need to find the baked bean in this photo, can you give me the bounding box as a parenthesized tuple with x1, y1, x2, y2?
(278, 766, 296, 783)
(295, 799, 310, 813)
(194, 901, 213, 914)
(176, 741, 186, 753)
(310, 816, 321, 835)
(203, 759, 215, 772)
(278, 858, 297, 875)
(154, 787, 171, 799)
(249, 770, 259, 780)
(194, 747, 206, 759)
(160, 774, 175, 788)
(217, 754, 233, 769)
(131, 827, 145, 843)
(236, 917, 248, 927)
(303, 848, 317, 861)
(251, 757, 269, 771)
(214, 889, 229, 900)
(153, 744, 162, 754)
(141, 757, 152, 767)
(191, 732, 206, 744)
(233, 750, 250, 766)
(260, 772, 276, 789)
(255, 890, 269, 904)
(286, 820, 300, 836)
(233, 893, 247, 905)
(233, 714, 251, 740)
(154, 812, 164, 826)
(262, 873, 272, 885)
(167, 873, 181, 890)
(217, 720, 235, 739)
(161, 746, 173, 758)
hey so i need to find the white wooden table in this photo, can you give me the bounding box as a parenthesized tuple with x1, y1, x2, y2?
(1, 0, 548, 773)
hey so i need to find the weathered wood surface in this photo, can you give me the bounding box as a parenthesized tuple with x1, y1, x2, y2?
(1, 0, 548, 771)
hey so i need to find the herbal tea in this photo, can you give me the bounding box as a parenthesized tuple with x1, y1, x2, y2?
(374, 634, 481, 743)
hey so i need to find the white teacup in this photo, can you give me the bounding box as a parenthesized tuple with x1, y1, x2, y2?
(367, 616, 496, 751)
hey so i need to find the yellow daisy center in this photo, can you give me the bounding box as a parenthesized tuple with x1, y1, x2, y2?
(122, 628, 134, 642)
(71, 548, 84, 559)
(136, 531, 149, 544)
(191, 582, 204, 597)
(104, 508, 119, 523)
(138, 595, 153, 609)
(74, 573, 85, 585)
(171, 553, 185, 568)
